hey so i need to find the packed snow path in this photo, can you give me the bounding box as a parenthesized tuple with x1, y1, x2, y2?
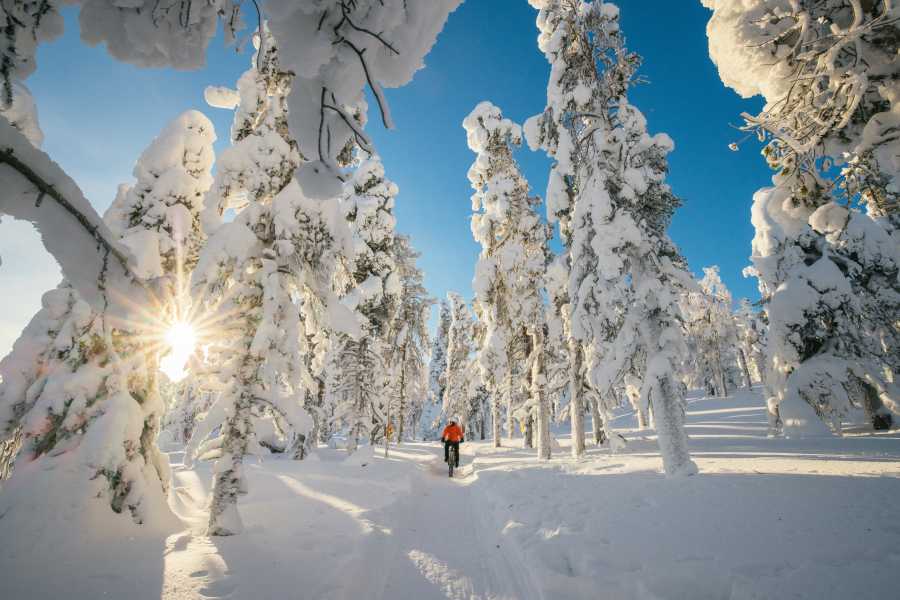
(2, 389, 900, 599)
(327, 447, 540, 600)
(161, 443, 541, 600)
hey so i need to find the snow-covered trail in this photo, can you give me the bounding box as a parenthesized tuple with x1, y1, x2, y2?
(4, 389, 900, 600)
(157, 442, 542, 600)
(334, 444, 541, 600)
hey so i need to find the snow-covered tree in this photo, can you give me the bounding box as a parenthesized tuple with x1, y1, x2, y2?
(0, 281, 173, 523)
(0, 111, 214, 522)
(443, 293, 475, 431)
(734, 298, 767, 389)
(384, 235, 434, 443)
(331, 156, 400, 451)
(704, 0, 899, 226)
(465, 101, 550, 456)
(527, 0, 696, 474)
(428, 300, 452, 424)
(682, 266, 740, 397)
(704, 0, 900, 434)
(190, 36, 358, 535)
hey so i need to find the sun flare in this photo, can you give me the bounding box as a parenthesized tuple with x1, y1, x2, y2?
(159, 321, 197, 382)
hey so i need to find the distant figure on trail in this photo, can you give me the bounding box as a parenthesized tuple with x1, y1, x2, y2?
(441, 419, 464, 467)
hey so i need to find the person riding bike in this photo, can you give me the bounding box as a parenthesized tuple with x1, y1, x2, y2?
(441, 419, 464, 467)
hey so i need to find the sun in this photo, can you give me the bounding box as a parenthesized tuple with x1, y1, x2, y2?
(159, 321, 197, 382)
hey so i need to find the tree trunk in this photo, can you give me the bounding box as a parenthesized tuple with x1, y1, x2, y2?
(0, 427, 22, 481)
(637, 406, 650, 429)
(737, 348, 753, 390)
(569, 339, 585, 458)
(492, 393, 502, 447)
(398, 346, 407, 444)
(640, 316, 696, 476)
(208, 393, 252, 536)
(860, 379, 893, 430)
(647, 370, 696, 475)
(506, 369, 515, 442)
(533, 328, 551, 460)
(523, 414, 533, 448)
(589, 395, 605, 446)
(480, 395, 486, 440)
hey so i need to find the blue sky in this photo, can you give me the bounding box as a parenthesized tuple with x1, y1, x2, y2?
(0, 1, 771, 356)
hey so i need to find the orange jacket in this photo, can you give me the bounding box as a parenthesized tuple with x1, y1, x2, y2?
(441, 423, 464, 443)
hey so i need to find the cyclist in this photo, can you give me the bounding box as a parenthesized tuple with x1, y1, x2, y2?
(441, 419, 464, 468)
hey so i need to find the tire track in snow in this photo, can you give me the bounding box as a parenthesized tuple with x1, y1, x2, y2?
(335, 444, 540, 600)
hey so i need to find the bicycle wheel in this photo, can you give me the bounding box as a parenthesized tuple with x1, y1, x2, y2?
(448, 447, 455, 477)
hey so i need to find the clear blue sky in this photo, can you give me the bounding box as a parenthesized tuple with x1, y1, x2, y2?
(0, 1, 771, 356)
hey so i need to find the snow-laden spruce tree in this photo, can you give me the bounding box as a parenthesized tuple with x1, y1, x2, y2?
(683, 266, 740, 397)
(426, 300, 452, 433)
(443, 293, 476, 430)
(107, 109, 215, 310)
(704, 0, 900, 433)
(465, 100, 551, 457)
(527, 0, 696, 474)
(330, 156, 401, 451)
(734, 298, 766, 390)
(525, 0, 616, 457)
(384, 235, 434, 443)
(194, 182, 350, 535)
(0, 111, 214, 521)
(190, 35, 359, 535)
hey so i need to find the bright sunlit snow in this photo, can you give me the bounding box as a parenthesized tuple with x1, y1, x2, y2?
(0, 2, 898, 600)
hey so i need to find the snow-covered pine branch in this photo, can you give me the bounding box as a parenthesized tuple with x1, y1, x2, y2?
(0, 117, 152, 319)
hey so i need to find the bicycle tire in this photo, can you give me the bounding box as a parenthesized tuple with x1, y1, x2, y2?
(448, 446, 455, 478)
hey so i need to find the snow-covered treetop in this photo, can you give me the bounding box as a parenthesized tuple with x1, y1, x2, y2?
(699, 265, 732, 306)
(463, 101, 522, 157)
(340, 155, 400, 333)
(465, 100, 545, 325)
(105, 110, 216, 280)
(202, 29, 299, 229)
(524, 0, 636, 235)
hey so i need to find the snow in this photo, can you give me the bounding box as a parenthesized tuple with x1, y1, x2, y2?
(265, 0, 463, 189)
(4, 388, 899, 599)
(0, 116, 152, 321)
(203, 85, 239, 110)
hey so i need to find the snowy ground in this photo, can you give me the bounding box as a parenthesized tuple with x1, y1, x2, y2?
(3, 388, 900, 600)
